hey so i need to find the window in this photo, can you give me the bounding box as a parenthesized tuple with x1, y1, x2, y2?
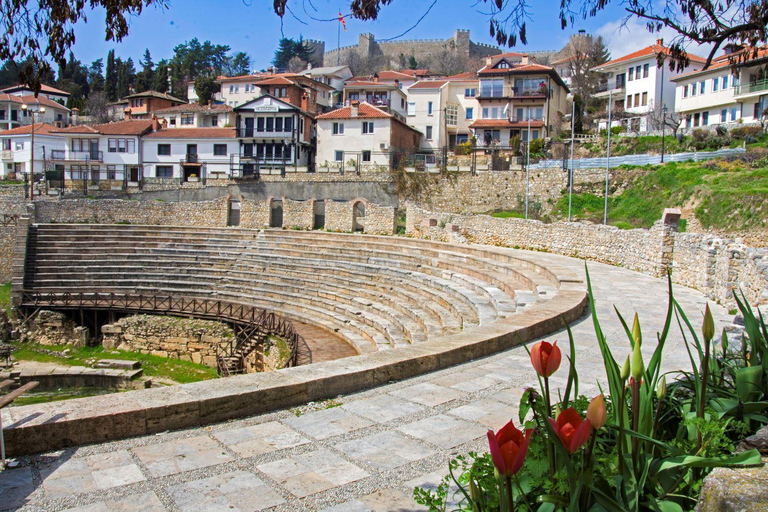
(445, 105, 458, 125)
(466, 107, 473, 120)
(158, 144, 171, 156)
(0, 111, 5, 120)
(118, 139, 127, 153)
(700, 81, 705, 94)
(1, 139, 9, 150)
(156, 165, 173, 178)
(181, 114, 194, 125)
(686, 115, 692, 128)
(275, 87, 287, 97)
(683, 85, 689, 98)
(108, 139, 117, 153)
(210, 115, 218, 126)
(634, 93, 640, 106)
(169, 117, 177, 126)
(532, 129, 540, 139)
(691, 84, 697, 97)
(213, 144, 227, 156)
(245, 84, 250, 93)
(480, 79, 504, 97)
(10, 110, 17, 121)
(713, 77, 719, 91)
(334, 150, 343, 162)
(275, 117, 283, 132)
(731, 107, 738, 121)
(628, 68, 634, 81)
(362, 121, 374, 134)
(257, 118, 265, 132)
(266, 118, 274, 132)
(642, 92, 648, 106)
(15, 141, 23, 150)
(636, 66, 642, 79)
(722, 76, 728, 89)
(733, 75, 739, 87)
(702, 111, 709, 125)
(229, 85, 234, 94)
(465, 88, 476, 97)
(693, 112, 700, 126)
(362, 150, 371, 162)
(407, 102, 416, 116)
(285, 117, 293, 132)
(643, 64, 649, 78)
(428, 101, 433, 115)
(721, 109, 728, 122)
(332, 122, 344, 135)
(426, 126, 433, 140)
(234, 86, 239, 93)
(626, 95, 633, 108)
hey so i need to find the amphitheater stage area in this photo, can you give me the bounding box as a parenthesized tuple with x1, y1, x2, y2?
(0, 226, 732, 511)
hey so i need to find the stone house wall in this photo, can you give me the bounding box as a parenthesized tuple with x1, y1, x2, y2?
(102, 314, 235, 367)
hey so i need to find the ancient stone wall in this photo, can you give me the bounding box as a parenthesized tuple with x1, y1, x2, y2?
(239, 198, 271, 228)
(0, 225, 15, 283)
(282, 199, 314, 230)
(406, 204, 768, 307)
(365, 203, 397, 235)
(326, 200, 354, 232)
(102, 315, 235, 367)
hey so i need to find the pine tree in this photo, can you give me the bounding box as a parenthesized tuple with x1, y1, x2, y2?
(89, 59, 105, 92)
(135, 49, 155, 92)
(105, 49, 117, 101)
(153, 60, 169, 93)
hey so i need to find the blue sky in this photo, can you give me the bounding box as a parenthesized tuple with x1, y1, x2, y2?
(68, 0, 690, 69)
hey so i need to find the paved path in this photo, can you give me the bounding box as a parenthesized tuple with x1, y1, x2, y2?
(0, 252, 733, 512)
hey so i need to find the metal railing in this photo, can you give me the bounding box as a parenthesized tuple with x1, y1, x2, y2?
(533, 147, 747, 170)
(735, 78, 768, 95)
(19, 291, 312, 374)
(595, 81, 626, 93)
(50, 150, 103, 162)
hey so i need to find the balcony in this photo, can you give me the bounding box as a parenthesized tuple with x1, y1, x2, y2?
(478, 87, 510, 99)
(181, 153, 199, 165)
(1, 150, 12, 160)
(509, 116, 545, 123)
(50, 150, 103, 162)
(236, 128, 294, 138)
(735, 78, 768, 97)
(595, 80, 626, 98)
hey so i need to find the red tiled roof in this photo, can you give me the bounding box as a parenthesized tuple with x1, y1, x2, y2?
(344, 80, 400, 89)
(445, 72, 478, 81)
(143, 128, 236, 139)
(595, 42, 707, 69)
(255, 77, 296, 86)
(408, 80, 448, 90)
(0, 83, 70, 96)
(491, 51, 527, 59)
(18, 95, 70, 111)
(53, 120, 153, 136)
(376, 70, 418, 80)
(478, 63, 554, 75)
(154, 103, 233, 114)
(0, 123, 59, 135)
(0, 93, 22, 104)
(469, 119, 545, 129)
(317, 102, 393, 120)
(671, 47, 768, 80)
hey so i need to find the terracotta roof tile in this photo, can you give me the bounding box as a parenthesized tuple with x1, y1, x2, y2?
(317, 102, 392, 120)
(53, 120, 153, 136)
(254, 77, 296, 86)
(0, 123, 59, 135)
(153, 103, 233, 114)
(595, 43, 707, 69)
(0, 83, 70, 96)
(143, 128, 236, 139)
(672, 47, 768, 80)
(408, 80, 448, 90)
(18, 95, 70, 111)
(122, 90, 185, 103)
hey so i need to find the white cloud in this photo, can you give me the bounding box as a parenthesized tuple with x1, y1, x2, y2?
(595, 16, 713, 61)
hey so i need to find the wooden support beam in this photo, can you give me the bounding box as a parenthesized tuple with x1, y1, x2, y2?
(0, 381, 39, 409)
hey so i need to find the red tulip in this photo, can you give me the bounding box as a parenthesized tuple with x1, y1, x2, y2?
(531, 341, 561, 378)
(548, 407, 592, 454)
(487, 420, 532, 477)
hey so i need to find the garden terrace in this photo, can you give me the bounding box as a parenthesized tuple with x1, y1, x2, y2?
(4, 224, 587, 454)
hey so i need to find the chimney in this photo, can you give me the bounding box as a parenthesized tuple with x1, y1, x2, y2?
(208, 99, 213, 107)
(350, 101, 359, 117)
(71, 107, 79, 125)
(151, 115, 161, 132)
(124, 108, 132, 121)
(301, 92, 310, 112)
(373, 73, 379, 83)
(656, 38, 664, 46)
(161, 118, 168, 128)
(394, 79, 399, 88)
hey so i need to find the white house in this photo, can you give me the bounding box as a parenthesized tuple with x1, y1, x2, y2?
(142, 127, 237, 182)
(300, 65, 352, 111)
(0, 123, 66, 177)
(50, 120, 154, 187)
(0, 84, 70, 105)
(342, 80, 408, 120)
(671, 46, 768, 129)
(592, 39, 706, 132)
(0, 94, 70, 130)
(216, 73, 333, 114)
(233, 95, 315, 175)
(153, 102, 235, 129)
(315, 102, 421, 172)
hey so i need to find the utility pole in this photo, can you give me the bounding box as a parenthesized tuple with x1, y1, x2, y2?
(568, 100, 575, 222)
(604, 90, 612, 225)
(21, 104, 46, 200)
(525, 111, 531, 220)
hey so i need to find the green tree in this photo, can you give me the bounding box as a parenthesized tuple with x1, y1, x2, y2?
(0, 57, 55, 89)
(56, 53, 90, 105)
(105, 49, 117, 101)
(224, 52, 250, 77)
(194, 73, 219, 104)
(88, 59, 105, 92)
(272, 37, 314, 70)
(153, 59, 169, 93)
(134, 48, 154, 93)
(115, 57, 135, 99)
(407, 55, 418, 69)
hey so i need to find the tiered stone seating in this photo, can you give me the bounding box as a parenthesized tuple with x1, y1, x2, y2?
(23, 224, 561, 355)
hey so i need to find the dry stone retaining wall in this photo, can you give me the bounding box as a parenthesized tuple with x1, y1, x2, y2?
(407, 204, 768, 307)
(102, 315, 235, 367)
(282, 199, 314, 230)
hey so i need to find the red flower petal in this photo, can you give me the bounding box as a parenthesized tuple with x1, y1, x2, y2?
(487, 430, 506, 475)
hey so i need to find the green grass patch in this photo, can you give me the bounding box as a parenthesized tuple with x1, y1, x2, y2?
(0, 282, 11, 315)
(554, 158, 768, 231)
(490, 210, 525, 219)
(11, 387, 122, 406)
(11, 343, 218, 383)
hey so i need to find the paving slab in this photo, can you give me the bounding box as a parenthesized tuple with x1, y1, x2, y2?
(39, 450, 145, 499)
(166, 470, 285, 511)
(131, 435, 233, 477)
(212, 420, 310, 457)
(283, 406, 374, 440)
(62, 491, 166, 512)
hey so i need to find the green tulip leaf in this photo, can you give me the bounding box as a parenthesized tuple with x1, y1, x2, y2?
(655, 448, 762, 472)
(735, 365, 763, 402)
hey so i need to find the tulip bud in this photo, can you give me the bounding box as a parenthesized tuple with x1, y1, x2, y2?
(721, 328, 729, 355)
(587, 394, 607, 430)
(702, 303, 715, 342)
(657, 375, 667, 399)
(631, 339, 644, 381)
(621, 355, 631, 381)
(554, 403, 561, 418)
(631, 313, 642, 348)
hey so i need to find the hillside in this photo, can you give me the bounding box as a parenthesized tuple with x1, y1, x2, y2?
(551, 148, 768, 245)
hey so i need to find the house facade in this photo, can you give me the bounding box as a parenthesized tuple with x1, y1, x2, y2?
(50, 120, 154, 189)
(0, 84, 70, 104)
(216, 73, 334, 114)
(233, 95, 314, 176)
(142, 127, 237, 182)
(109, 91, 186, 121)
(592, 39, 706, 132)
(0, 94, 70, 130)
(0, 123, 65, 177)
(153, 102, 235, 129)
(342, 80, 408, 119)
(671, 46, 768, 129)
(470, 52, 569, 144)
(316, 102, 421, 171)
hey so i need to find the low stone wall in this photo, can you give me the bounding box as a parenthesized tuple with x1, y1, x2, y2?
(282, 199, 314, 230)
(0, 225, 15, 283)
(406, 204, 768, 307)
(240, 198, 271, 228)
(23, 310, 90, 346)
(326, 200, 354, 232)
(102, 315, 235, 367)
(365, 203, 397, 235)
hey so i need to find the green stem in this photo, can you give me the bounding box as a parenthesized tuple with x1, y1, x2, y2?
(631, 378, 640, 462)
(513, 475, 533, 512)
(698, 337, 711, 450)
(505, 475, 514, 512)
(544, 376, 556, 476)
(617, 385, 627, 466)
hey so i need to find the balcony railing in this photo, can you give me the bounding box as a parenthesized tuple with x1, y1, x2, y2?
(50, 150, 103, 162)
(236, 128, 294, 138)
(1, 150, 12, 160)
(478, 87, 508, 98)
(509, 116, 545, 123)
(735, 78, 768, 96)
(182, 153, 199, 164)
(595, 81, 626, 93)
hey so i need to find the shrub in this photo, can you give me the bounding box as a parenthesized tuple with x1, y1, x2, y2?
(528, 138, 544, 156)
(509, 135, 521, 155)
(453, 141, 473, 156)
(730, 126, 763, 140)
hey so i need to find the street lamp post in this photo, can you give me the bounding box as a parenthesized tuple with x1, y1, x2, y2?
(661, 104, 668, 163)
(20, 104, 46, 200)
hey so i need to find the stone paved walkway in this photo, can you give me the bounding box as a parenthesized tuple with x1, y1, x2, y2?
(0, 252, 733, 512)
